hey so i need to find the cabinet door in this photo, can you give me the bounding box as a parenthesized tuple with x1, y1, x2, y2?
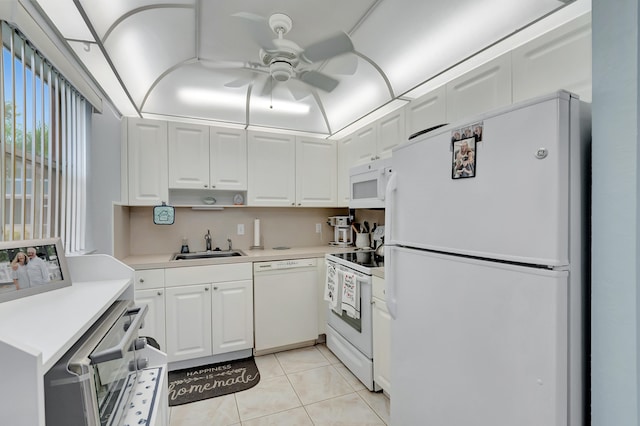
(168, 122, 210, 189)
(127, 118, 168, 205)
(512, 13, 591, 103)
(317, 258, 328, 335)
(446, 54, 512, 123)
(295, 137, 337, 207)
(211, 280, 253, 354)
(135, 288, 166, 352)
(406, 85, 447, 138)
(372, 296, 392, 395)
(377, 108, 406, 159)
(210, 127, 247, 190)
(336, 137, 351, 207)
(247, 131, 296, 206)
(165, 284, 212, 362)
(351, 125, 378, 166)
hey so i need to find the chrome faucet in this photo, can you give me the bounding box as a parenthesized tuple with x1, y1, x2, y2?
(227, 237, 232, 251)
(205, 230, 212, 251)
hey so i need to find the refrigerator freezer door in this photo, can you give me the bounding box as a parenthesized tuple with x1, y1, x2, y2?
(389, 246, 570, 426)
(389, 94, 576, 266)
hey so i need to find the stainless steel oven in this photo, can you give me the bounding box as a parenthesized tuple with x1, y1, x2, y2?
(44, 300, 167, 426)
(325, 250, 383, 391)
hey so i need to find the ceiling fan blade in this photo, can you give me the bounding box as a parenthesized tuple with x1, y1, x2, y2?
(299, 70, 339, 92)
(330, 54, 358, 76)
(224, 77, 252, 88)
(287, 80, 310, 101)
(302, 32, 354, 63)
(260, 76, 275, 97)
(232, 12, 277, 51)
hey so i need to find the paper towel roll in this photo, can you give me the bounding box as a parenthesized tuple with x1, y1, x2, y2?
(253, 219, 260, 246)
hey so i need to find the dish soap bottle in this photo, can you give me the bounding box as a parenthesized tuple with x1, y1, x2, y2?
(180, 237, 190, 253)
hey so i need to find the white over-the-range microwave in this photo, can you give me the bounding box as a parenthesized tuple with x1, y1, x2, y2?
(349, 158, 393, 209)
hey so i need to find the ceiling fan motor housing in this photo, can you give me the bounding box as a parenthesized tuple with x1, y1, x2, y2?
(270, 60, 293, 81)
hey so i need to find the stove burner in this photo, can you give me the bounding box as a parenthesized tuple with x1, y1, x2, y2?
(331, 251, 384, 268)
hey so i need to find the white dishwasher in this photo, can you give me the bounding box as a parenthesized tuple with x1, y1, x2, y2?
(253, 258, 319, 355)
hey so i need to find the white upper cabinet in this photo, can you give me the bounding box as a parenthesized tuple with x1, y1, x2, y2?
(337, 137, 351, 207)
(296, 136, 337, 207)
(351, 125, 378, 166)
(337, 108, 406, 206)
(406, 85, 447, 138)
(377, 108, 406, 159)
(168, 123, 247, 191)
(446, 54, 512, 123)
(168, 122, 210, 189)
(248, 131, 338, 207)
(210, 127, 248, 191)
(126, 118, 168, 205)
(247, 131, 296, 206)
(342, 107, 407, 170)
(512, 13, 592, 103)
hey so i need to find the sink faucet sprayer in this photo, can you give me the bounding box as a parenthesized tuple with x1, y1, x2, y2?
(205, 230, 212, 251)
(227, 237, 232, 251)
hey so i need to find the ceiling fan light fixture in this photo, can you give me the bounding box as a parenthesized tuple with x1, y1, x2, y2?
(270, 60, 293, 82)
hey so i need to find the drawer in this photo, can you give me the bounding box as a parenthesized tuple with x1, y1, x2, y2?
(372, 275, 386, 301)
(134, 269, 165, 290)
(165, 262, 252, 287)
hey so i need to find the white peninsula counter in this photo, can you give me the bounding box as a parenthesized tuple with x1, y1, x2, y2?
(0, 255, 135, 426)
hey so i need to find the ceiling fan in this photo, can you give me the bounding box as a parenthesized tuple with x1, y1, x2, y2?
(219, 12, 356, 98)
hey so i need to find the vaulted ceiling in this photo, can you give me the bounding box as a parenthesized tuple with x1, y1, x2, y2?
(34, 0, 581, 136)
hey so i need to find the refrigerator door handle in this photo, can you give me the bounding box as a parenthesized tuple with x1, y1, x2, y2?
(385, 246, 397, 319)
(385, 172, 397, 244)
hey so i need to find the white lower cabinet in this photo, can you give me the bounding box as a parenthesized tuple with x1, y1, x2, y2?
(211, 280, 254, 354)
(134, 269, 167, 351)
(146, 263, 253, 363)
(165, 284, 213, 362)
(135, 288, 167, 352)
(372, 275, 391, 395)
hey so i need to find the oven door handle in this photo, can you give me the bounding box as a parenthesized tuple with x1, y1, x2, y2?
(89, 304, 148, 365)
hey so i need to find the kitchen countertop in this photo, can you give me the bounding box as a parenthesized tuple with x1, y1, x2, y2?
(122, 245, 365, 270)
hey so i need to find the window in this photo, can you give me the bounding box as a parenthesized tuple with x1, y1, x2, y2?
(1, 22, 90, 253)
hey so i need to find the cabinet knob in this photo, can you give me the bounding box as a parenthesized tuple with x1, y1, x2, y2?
(204, 184, 208, 188)
(291, 203, 295, 206)
(139, 278, 144, 283)
(213, 286, 218, 290)
(205, 287, 209, 291)
(211, 185, 216, 188)
(157, 291, 163, 296)
(297, 203, 301, 206)
(371, 156, 376, 161)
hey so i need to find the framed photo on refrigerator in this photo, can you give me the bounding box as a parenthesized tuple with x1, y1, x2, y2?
(452, 137, 476, 179)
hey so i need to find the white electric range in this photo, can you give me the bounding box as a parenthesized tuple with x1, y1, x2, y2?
(325, 250, 383, 391)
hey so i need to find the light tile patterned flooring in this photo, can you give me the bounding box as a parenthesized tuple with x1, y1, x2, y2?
(168, 344, 390, 425)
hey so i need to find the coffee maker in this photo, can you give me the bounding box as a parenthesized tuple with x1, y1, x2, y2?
(327, 216, 353, 247)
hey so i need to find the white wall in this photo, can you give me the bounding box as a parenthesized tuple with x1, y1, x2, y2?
(591, 0, 639, 424)
(87, 102, 122, 255)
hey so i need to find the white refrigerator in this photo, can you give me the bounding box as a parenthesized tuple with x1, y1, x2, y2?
(385, 91, 590, 426)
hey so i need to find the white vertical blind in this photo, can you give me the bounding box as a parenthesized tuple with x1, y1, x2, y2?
(1, 22, 91, 253)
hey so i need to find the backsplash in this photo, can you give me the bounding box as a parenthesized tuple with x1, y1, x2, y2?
(114, 205, 347, 258)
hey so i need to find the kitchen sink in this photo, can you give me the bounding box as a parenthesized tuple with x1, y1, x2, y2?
(171, 250, 246, 260)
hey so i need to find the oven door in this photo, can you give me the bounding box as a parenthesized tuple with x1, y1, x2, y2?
(327, 264, 373, 358)
(44, 301, 149, 426)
